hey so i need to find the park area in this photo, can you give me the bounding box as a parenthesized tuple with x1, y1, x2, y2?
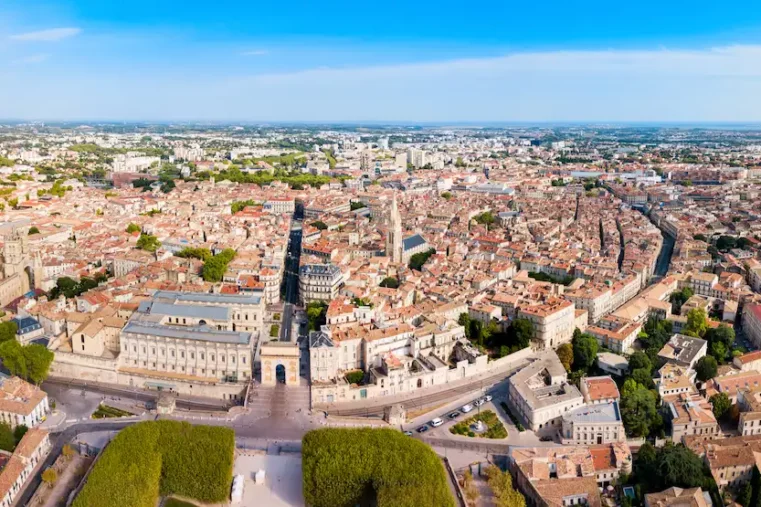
(302, 428, 454, 507)
(450, 410, 508, 439)
(71, 421, 234, 507)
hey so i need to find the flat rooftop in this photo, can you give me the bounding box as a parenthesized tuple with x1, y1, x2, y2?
(123, 321, 252, 345)
(564, 401, 621, 424)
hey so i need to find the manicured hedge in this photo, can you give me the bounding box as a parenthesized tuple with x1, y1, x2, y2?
(73, 421, 234, 507)
(302, 428, 454, 507)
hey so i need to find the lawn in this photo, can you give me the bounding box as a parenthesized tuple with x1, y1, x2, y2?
(91, 405, 133, 419)
(450, 410, 507, 439)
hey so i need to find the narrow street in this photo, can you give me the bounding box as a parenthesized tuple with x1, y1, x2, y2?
(280, 217, 302, 343)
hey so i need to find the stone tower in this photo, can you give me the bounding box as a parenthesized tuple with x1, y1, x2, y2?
(386, 193, 403, 264)
(2, 228, 30, 293)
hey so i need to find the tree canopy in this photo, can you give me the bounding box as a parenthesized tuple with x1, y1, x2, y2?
(572, 332, 598, 372)
(710, 392, 731, 419)
(620, 379, 658, 438)
(302, 428, 454, 507)
(695, 355, 718, 382)
(379, 277, 399, 289)
(201, 248, 236, 282)
(73, 421, 234, 507)
(125, 223, 141, 234)
(136, 233, 161, 253)
(0, 341, 54, 384)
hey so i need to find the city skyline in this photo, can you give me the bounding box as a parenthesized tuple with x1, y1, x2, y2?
(2, 0, 761, 121)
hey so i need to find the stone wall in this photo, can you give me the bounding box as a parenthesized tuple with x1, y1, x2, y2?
(312, 346, 534, 406)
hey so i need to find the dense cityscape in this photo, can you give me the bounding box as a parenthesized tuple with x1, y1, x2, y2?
(0, 122, 758, 506)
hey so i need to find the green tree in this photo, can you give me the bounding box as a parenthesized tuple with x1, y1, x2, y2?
(441, 191, 452, 200)
(13, 424, 27, 444)
(710, 340, 727, 363)
(629, 351, 652, 373)
(201, 248, 236, 282)
(24, 344, 54, 384)
(0, 321, 17, 343)
(42, 467, 58, 488)
(695, 355, 718, 382)
(683, 308, 708, 337)
(307, 302, 328, 331)
(485, 465, 526, 507)
(455, 157, 466, 168)
(739, 482, 752, 507)
(125, 223, 141, 234)
(620, 379, 657, 437)
(631, 368, 655, 390)
(28, 226, 40, 235)
(706, 324, 735, 350)
(557, 343, 574, 371)
(458, 313, 472, 339)
(310, 220, 328, 230)
(409, 248, 436, 271)
(507, 319, 534, 350)
(175, 247, 212, 261)
(572, 333, 599, 372)
(709, 392, 731, 419)
(0, 340, 27, 380)
(379, 277, 399, 289)
(474, 211, 496, 228)
(230, 199, 259, 214)
(655, 443, 705, 490)
(669, 287, 694, 314)
(136, 233, 161, 252)
(0, 423, 15, 452)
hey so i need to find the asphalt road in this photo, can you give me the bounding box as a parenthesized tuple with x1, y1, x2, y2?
(280, 218, 302, 342)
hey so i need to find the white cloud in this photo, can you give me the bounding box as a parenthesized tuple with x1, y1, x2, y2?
(241, 50, 268, 56)
(3, 44, 761, 122)
(12, 53, 49, 64)
(9, 27, 81, 42)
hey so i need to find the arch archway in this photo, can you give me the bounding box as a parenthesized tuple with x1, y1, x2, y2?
(260, 343, 300, 386)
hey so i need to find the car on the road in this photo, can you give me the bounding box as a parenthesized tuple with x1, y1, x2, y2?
(430, 417, 444, 428)
(483, 395, 493, 402)
(539, 436, 554, 442)
(448, 411, 460, 419)
(403, 431, 413, 436)
(461, 404, 474, 413)
(417, 425, 429, 433)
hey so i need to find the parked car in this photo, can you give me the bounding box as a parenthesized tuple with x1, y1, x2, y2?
(483, 395, 493, 402)
(539, 436, 554, 442)
(417, 425, 429, 433)
(403, 431, 413, 436)
(473, 399, 485, 407)
(448, 411, 460, 419)
(431, 417, 444, 428)
(461, 404, 474, 413)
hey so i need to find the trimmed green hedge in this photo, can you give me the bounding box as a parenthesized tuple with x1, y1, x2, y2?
(73, 421, 234, 507)
(302, 428, 454, 507)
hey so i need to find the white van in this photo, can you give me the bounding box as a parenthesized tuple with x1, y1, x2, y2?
(430, 417, 444, 427)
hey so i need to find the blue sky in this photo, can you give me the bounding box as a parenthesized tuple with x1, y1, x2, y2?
(2, 0, 761, 122)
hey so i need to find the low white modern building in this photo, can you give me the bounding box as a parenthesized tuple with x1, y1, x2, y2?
(560, 401, 626, 446)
